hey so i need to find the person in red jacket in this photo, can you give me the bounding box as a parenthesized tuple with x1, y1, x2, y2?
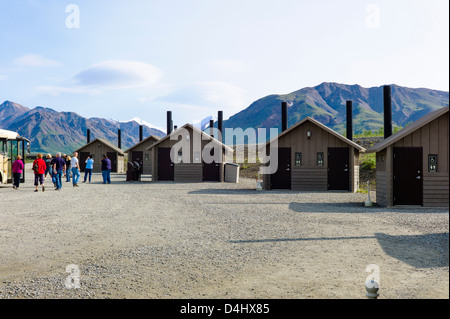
(32, 153, 47, 192)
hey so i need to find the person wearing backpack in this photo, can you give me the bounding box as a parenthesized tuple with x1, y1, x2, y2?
(32, 153, 47, 192)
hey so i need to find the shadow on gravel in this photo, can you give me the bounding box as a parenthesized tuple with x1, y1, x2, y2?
(188, 189, 264, 195)
(229, 233, 449, 268)
(229, 235, 377, 244)
(288, 202, 449, 214)
(375, 233, 449, 268)
(288, 202, 377, 213)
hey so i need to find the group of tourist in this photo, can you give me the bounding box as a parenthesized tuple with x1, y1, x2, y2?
(11, 153, 112, 191)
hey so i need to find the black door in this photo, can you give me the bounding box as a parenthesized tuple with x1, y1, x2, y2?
(79, 152, 89, 172)
(158, 148, 174, 181)
(107, 152, 117, 172)
(132, 151, 144, 174)
(270, 148, 291, 189)
(328, 148, 350, 191)
(203, 148, 220, 181)
(393, 147, 423, 206)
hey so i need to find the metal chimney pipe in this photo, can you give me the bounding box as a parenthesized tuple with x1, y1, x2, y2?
(118, 129, 122, 149)
(167, 111, 173, 135)
(210, 119, 214, 138)
(87, 129, 90, 144)
(281, 102, 288, 132)
(218, 111, 223, 143)
(383, 85, 393, 139)
(346, 101, 353, 141)
(139, 125, 143, 142)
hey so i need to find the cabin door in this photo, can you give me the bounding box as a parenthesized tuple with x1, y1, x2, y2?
(107, 152, 117, 172)
(132, 151, 144, 174)
(270, 148, 291, 189)
(79, 152, 90, 172)
(327, 147, 350, 191)
(158, 148, 174, 181)
(203, 148, 220, 182)
(393, 147, 423, 206)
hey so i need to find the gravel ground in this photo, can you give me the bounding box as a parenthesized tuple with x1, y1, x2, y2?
(0, 165, 448, 299)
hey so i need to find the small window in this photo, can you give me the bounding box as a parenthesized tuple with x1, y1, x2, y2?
(428, 154, 438, 173)
(317, 152, 324, 166)
(194, 151, 201, 163)
(295, 153, 302, 166)
(145, 153, 149, 162)
(177, 150, 183, 162)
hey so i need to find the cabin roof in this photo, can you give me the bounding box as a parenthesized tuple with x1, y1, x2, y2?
(366, 106, 449, 153)
(75, 138, 125, 154)
(146, 123, 234, 152)
(124, 135, 161, 153)
(258, 116, 366, 152)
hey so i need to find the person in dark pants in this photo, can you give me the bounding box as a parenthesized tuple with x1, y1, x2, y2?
(64, 155, 71, 182)
(12, 155, 24, 190)
(53, 152, 66, 191)
(33, 153, 47, 192)
(101, 154, 111, 184)
(83, 155, 94, 183)
(44, 154, 53, 181)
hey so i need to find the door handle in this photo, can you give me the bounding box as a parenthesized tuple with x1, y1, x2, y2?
(286, 168, 290, 171)
(344, 169, 348, 172)
(416, 176, 421, 180)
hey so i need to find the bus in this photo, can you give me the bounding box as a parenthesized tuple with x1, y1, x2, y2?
(0, 129, 30, 184)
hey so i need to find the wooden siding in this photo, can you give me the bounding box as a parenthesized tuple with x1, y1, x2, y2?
(127, 141, 156, 175)
(376, 112, 448, 207)
(376, 171, 388, 206)
(174, 163, 203, 182)
(291, 167, 327, 191)
(152, 126, 226, 182)
(263, 120, 360, 192)
(76, 143, 125, 173)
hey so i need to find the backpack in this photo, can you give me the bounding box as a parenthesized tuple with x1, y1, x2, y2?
(33, 161, 40, 173)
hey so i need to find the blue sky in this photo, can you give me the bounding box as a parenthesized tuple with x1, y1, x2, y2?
(0, 0, 448, 131)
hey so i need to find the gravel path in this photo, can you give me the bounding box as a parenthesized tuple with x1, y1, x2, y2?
(0, 165, 448, 299)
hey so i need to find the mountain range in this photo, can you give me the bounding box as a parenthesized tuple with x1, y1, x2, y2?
(1, 82, 449, 153)
(222, 82, 449, 137)
(0, 101, 166, 154)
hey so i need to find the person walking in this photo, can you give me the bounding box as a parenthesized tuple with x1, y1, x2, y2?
(83, 155, 94, 183)
(32, 153, 47, 192)
(64, 155, 72, 182)
(53, 152, 66, 191)
(44, 154, 53, 181)
(50, 155, 57, 187)
(101, 154, 112, 184)
(12, 155, 24, 190)
(71, 152, 81, 187)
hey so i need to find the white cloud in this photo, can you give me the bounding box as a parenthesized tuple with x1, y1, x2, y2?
(13, 54, 62, 67)
(73, 60, 162, 89)
(35, 60, 163, 96)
